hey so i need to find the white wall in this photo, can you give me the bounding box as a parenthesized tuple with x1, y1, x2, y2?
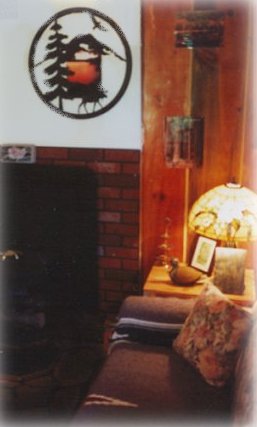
(0, 0, 141, 149)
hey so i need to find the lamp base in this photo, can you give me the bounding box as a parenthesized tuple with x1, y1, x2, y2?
(213, 247, 246, 295)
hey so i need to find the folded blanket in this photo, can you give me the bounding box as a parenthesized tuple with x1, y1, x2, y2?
(109, 295, 196, 348)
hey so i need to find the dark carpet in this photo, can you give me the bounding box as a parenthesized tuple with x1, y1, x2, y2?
(0, 309, 106, 425)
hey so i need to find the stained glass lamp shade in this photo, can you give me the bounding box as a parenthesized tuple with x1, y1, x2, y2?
(188, 183, 257, 245)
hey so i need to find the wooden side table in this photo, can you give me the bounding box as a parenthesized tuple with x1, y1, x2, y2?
(143, 265, 256, 307)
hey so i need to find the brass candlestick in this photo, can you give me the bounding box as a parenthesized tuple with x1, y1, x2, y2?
(156, 217, 173, 269)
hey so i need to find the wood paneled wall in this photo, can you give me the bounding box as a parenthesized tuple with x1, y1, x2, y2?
(188, 1, 254, 261)
(141, 0, 254, 281)
(141, 0, 193, 278)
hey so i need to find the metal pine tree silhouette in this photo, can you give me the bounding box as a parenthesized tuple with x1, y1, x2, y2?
(43, 20, 70, 111)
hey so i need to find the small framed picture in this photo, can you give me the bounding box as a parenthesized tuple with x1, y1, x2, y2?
(191, 236, 216, 273)
(0, 144, 36, 163)
(165, 116, 204, 168)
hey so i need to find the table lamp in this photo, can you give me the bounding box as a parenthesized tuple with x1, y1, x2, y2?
(188, 182, 257, 294)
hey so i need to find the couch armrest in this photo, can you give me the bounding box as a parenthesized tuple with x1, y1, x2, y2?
(110, 295, 196, 348)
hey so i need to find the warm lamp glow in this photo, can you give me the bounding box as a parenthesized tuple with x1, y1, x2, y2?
(188, 183, 257, 244)
(188, 183, 257, 295)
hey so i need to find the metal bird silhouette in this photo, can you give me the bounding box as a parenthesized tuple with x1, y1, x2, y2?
(91, 14, 107, 31)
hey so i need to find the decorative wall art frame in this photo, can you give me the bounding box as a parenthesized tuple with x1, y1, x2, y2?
(29, 7, 132, 120)
(174, 10, 227, 48)
(0, 144, 36, 163)
(191, 236, 217, 273)
(165, 116, 204, 168)
(0, 0, 141, 149)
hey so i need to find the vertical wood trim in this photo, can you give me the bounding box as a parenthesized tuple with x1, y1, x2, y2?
(239, 5, 252, 184)
(183, 48, 193, 263)
(183, 168, 190, 262)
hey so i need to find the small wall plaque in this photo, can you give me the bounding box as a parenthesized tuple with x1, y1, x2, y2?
(0, 144, 36, 163)
(174, 10, 225, 48)
(165, 116, 204, 168)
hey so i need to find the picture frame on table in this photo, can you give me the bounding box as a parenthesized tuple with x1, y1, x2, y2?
(191, 236, 217, 273)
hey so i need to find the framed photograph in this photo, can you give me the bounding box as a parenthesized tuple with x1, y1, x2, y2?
(165, 116, 204, 168)
(191, 236, 216, 273)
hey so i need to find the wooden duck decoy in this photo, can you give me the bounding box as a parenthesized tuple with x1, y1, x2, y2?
(169, 257, 203, 286)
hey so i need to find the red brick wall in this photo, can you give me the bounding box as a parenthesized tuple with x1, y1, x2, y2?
(37, 147, 141, 313)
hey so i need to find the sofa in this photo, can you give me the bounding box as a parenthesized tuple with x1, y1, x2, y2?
(75, 282, 257, 426)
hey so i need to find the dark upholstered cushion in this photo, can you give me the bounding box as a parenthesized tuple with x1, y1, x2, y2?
(233, 307, 257, 425)
(75, 341, 233, 423)
(110, 296, 196, 347)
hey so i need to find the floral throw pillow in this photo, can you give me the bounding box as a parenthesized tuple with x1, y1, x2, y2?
(173, 281, 252, 387)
